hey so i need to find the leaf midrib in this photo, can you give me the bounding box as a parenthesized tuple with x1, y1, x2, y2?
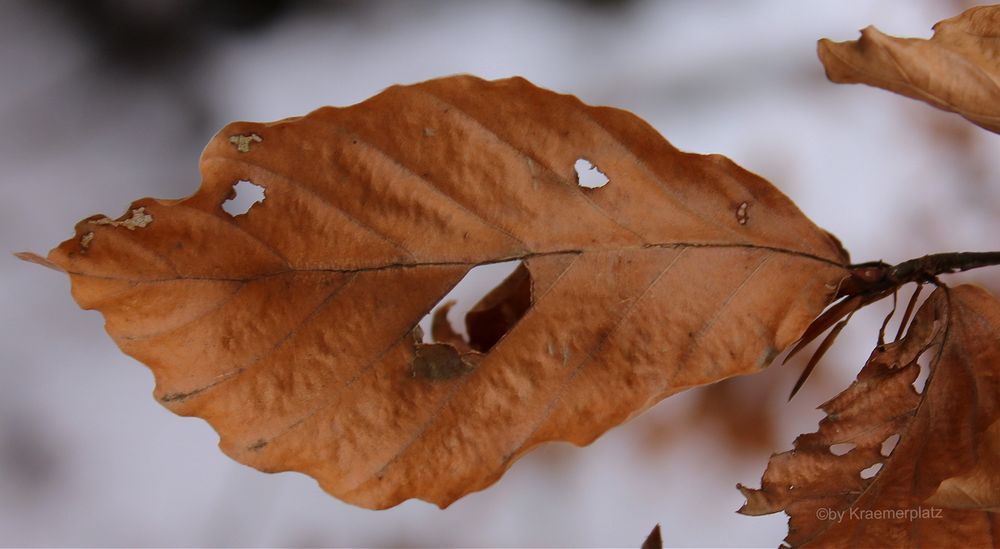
(61, 241, 846, 283)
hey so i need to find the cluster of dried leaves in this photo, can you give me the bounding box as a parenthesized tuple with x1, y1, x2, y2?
(17, 4, 1000, 547)
(735, 6, 1000, 546)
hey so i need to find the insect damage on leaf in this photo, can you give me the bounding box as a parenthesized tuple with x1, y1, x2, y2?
(21, 74, 849, 510)
(79, 232, 94, 250)
(739, 285, 1000, 547)
(91, 207, 153, 230)
(229, 133, 262, 152)
(736, 201, 749, 225)
(222, 180, 266, 217)
(573, 157, 609, 188)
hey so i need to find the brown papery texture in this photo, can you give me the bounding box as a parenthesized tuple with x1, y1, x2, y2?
(818, 5, 1000, 134)
(739, 285, 1000, 548)
(29, 75, 847, 509)
(928, 420, 1000, 512)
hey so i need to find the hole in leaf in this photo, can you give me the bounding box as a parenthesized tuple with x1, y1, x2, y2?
(574, 158, 609, 188)
(880, 434, 900, 457)
(418, 260, 529, 352)
(860, 462, 883, 480)
(222, 180, 265, 216)
(912, 351, 932, 393)
(829, 442, 856, 456)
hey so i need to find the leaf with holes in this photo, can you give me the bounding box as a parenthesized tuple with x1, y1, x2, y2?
(20, 75, 848, 509)
(738, 285, 1000, 547)
(818, 4, 1000, 134)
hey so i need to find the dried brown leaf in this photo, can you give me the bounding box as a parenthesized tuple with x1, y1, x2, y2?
(818, 5, 1000, 134)
(739, 285, 1000, 548)
(25, 75, 847, 509)
(927, 419, 1000, 512)
(641, 523, 663, 549)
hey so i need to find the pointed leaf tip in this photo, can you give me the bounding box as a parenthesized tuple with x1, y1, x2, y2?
(14, 251, 64, 272)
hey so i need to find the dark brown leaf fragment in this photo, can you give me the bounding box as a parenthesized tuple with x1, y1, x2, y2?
(740, 285, 1000, 548)
(640, 523, 662, 549)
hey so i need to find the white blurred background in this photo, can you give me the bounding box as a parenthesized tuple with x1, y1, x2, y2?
(2, 0, 999, 547)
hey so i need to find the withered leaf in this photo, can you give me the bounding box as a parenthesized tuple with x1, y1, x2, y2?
(927, 420, 1000, 512)
(739, 285, 1000, 548)
(818, 5, 1000, 134)
(641, 523, 663, 549)
(24, 75, 847, 509)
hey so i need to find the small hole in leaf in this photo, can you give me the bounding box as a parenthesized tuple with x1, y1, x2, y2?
(880, 434, 900, 457)
(418, 260, 529, 352)
(860, 463, 882, 480)
(574, 158, 609, 189)
(222, 180, 265, 216)
(912, 352, 932, 393)
(829, 442, 856, 456)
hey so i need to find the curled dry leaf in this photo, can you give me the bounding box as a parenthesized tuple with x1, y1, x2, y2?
(818, 5, 1000, 134)
(739, 285, 1000, 548)
(927, 420, 1000, 512)
(21, 75, 847, 509)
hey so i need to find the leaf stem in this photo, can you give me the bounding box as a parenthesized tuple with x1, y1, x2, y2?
(838, 251, 1000, 298)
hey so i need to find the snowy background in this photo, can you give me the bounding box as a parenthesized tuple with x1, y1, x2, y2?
(2, 0, 999, 547)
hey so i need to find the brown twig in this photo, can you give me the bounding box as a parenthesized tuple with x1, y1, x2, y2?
(837, 251, 1000, 299)
(788, 251, 1000, 399)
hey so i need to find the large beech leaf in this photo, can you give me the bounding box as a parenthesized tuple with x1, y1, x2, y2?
(818, 5, 1000, 134)
(24, 75, 848, 509)
(739, 285, 1000, 548)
